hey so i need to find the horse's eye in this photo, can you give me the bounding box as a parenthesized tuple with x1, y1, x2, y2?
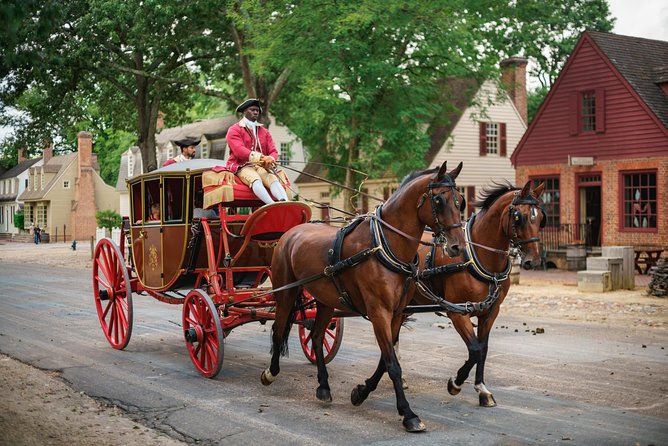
(433, 195, 444, 210)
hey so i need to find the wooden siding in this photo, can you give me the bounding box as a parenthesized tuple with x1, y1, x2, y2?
(514, 36, 668, 167)
(431, 80, 526, 188)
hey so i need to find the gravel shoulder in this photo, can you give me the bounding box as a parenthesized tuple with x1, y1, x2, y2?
(0, 241, 665, 445)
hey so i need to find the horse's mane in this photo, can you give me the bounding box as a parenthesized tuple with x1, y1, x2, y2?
(398, 167, 438, 190)
(472, 181, 519, 211)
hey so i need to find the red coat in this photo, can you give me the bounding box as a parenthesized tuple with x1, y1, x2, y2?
(225, 120, 278, 173)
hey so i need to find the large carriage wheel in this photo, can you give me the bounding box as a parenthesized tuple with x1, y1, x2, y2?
(93, 238, 133, 350)
(298, 291, 344, 364)
(182, 289, 224, 378)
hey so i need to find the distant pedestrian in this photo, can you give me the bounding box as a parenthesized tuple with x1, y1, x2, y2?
(34, 225, 41, 244)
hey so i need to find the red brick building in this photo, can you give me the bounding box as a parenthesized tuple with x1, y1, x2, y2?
(512, 31, 668, 250)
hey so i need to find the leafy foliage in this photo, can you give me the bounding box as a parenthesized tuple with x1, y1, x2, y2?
(95, 209, 122, 232)
(13, 210, 24, 230)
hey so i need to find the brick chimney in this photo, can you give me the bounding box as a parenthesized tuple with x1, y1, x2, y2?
(500, 57, 528, 124)
(71, 131, 97, 241)
(156, 111, 165, 134)
(18, 147, 26, 163)
(43, 141, 53, 165)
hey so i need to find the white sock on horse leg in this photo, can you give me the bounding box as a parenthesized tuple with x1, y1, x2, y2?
(269, 181, 288, 201)
(252, 180, 274, 204)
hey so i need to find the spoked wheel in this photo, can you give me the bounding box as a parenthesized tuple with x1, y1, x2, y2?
(182, 289, 224, 378)
(93, 238, 133, 350)
(298, 292, 344, 364)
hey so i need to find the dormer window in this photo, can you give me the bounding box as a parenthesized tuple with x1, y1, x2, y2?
(40, 170, 44, 189)
(128, 153, 135, 177)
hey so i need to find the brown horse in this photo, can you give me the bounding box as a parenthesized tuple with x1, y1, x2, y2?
(262, 161, 466, 432)
(409, 180, 545, 407)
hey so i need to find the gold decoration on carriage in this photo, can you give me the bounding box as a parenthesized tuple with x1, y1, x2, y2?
(148, 244, 159, 271)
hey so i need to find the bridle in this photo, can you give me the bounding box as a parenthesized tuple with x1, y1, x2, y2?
(507, 192, 546, 256)
(417, 175, 465, 245)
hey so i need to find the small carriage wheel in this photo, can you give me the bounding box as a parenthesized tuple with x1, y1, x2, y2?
(182, 289, 224, 378)
(298, 292, 344, 365)
(92, 238, 133, 350)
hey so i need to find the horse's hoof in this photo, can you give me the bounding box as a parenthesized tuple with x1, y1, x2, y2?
(316, 388, 332, 402)
(350, 385, 366, 406)
(401, 377, 408, 390)
(447, 377, 461, 396)
(479, 393, 497, 407)
(260, 369, 275, 386)
(403, 416, 426, 433)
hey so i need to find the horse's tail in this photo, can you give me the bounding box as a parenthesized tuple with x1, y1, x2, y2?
(270, 286, 301, 357)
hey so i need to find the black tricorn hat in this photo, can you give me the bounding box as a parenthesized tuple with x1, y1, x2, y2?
(173, 138, 201, 149)
(236, 98, 262, 114)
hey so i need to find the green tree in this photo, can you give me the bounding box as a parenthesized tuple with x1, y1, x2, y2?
(0, 0, 235, 172)
(95, 209, 122, 232)
(502, 0, 615, 89)
(256, 1, 502, 210)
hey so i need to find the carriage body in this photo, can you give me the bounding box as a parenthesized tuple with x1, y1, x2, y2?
(92, 159, 343, 377)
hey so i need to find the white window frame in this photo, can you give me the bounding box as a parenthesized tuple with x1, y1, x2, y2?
(128, 153, 134, 178)
(486, 123, 499, 155)
(63, 180, 70, 189)
(279, 142, 292, 166)
(201, 142, 209, 159)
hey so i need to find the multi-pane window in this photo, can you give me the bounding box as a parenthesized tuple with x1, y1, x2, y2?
(24, 206, 33, 225)
(36, 204, 47, 228)
(200, 142, 209, 159)
(486, 123, 498, 154)
(581, 91, 596, 132)
(531, 176, 560, 227)
(622, 171, 656, 229)
(63, 180, 70, 189)
(279, 143, 292, 166)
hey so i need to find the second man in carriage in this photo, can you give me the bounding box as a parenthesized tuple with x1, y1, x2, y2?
(225, 98, 289, 204)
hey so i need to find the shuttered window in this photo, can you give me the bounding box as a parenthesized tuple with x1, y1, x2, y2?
(479, 122, 507, 156)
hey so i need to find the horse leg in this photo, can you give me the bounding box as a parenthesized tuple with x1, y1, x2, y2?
(356, 312, 425, 432)
(472, 312, 498, 407)
(261, 287, 298, 386)
(311, 302, 335, 402)
(447, 315, 481, 397)
(350, 358, 386, 406)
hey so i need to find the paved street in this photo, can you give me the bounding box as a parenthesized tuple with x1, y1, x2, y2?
(0, 250, 666, 444)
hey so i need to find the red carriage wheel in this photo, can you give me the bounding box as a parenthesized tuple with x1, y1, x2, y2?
(182, 289, 224, 378)
(93, 238, 133, 350)
(298, 292, 344, 364)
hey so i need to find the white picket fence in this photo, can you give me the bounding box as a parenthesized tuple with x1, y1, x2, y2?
(95, 227, 122, 248)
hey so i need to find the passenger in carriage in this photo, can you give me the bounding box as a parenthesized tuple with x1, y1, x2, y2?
(162, 138, 199, 166)
(225, 98, 289, 204)
(148, 203, 160, 222)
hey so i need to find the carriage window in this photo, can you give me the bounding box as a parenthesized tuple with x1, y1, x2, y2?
(531, 176, 560, 227)
(621, 170, 656, 230)
(144, 179, 160, 222)
(131, 182, 143, 223)
(164, 177, 185, 223)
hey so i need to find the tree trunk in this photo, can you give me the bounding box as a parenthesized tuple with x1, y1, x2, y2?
(134, 51, 159, 172)
(343, 135, 360, 214)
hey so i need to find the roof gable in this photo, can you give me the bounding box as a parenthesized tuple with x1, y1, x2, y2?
(512, 31, 668, 166)
(587, 31, 668, 128)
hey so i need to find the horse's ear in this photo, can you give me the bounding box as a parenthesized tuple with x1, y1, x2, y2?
(532, 182, 545, 199)
(447, 161, 463, 180)
(436, 161, 448, 180)
(520, 180, 532, 198)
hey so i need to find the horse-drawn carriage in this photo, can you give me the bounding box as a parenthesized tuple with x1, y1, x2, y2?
(92, 159, 344, 378)
(93, 157, 546, 432)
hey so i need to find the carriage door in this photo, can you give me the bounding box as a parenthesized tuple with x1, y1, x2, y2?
(142, 178, 163, 286)
(577, 174, 601, 246)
